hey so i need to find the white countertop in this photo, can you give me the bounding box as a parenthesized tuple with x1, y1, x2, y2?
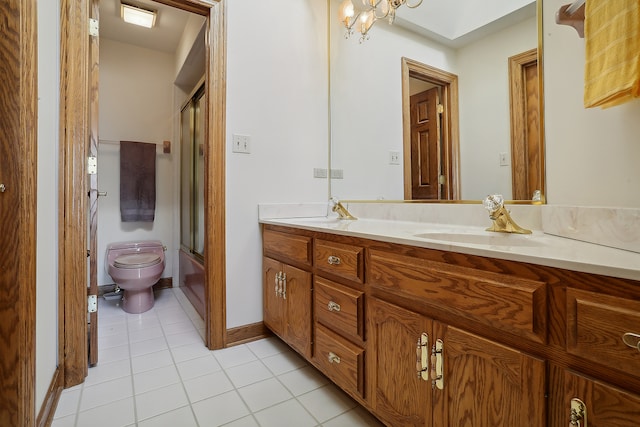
(260, 216, 640, 282)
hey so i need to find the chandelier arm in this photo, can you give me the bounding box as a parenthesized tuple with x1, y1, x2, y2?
(372, 0, 390, 19)
(406, 0, 423, 9)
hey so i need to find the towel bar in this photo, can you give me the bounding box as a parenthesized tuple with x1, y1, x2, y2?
(555, 0, 585, 38)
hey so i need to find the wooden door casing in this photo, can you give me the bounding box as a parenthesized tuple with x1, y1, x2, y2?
(0, 0, 37, 425)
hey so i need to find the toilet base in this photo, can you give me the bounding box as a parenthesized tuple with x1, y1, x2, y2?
(121, 287, 154, 314)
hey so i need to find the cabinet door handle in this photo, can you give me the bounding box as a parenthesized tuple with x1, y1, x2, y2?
(327, 301, 341, 312)
(569, 398, 587, 427)
(274, 272, 281, 297)
(327, 255, 341, 265)
(281, 272, 287, 300)
(416, 333, 429, 381)
(431, 339, 444, 390)
(328, 352, 341, 364)
(622, 332, 640, 351)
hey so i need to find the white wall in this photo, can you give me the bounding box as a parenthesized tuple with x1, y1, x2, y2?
(543, 0, 640, 207)
(36, 0, 60, 412)
(225, 0, 329, 328)
(97, 39, 176, 286)
(458, 16, 537, 199)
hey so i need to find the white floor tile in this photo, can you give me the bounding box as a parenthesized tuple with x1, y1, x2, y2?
(261, 349, 307, 376)
(220, 415, 260, 427)
(213, 345, 257, 369)
(99, 343, 130, 364)
(130, 336, 168, 357)
(128, 325, 165, 343)
(53, 388, 81, 419)
(84, 358, 131, 387)
(278, 366, 329, 396)
(137, 405, 198, 427)
(134, 364, 181, 394)
(254, 399, 318, 427)
(192, 390, 250, 427)
(246, 337, 290, 359)
(176, 354, 222, 380)
(131, 349, 174, 374)
(297, 385, 357, 423)
(225, 360, 273, 388)
(321, 406, 386, 427)
(183, 370, 234, 403)
(98, 331, 129, 349)
(135, 382, 189, 421)
(80, 376, 133, 411)
(236, 378, 293, 413)
(76, 397, 135, 427)
(50, 414, 75, 427)
(165, 329, 203, 348)
(161, 320, 197, 335)
(170, 341, 212, 363)
(127, 315, 161, 332)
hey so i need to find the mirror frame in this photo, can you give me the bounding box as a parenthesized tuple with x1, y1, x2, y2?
(328, 0, 545, 204)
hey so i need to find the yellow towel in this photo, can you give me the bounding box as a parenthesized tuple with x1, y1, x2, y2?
(584, 0, 640, 108)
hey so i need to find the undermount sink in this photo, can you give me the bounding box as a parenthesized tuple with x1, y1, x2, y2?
(414, 231, 544, 247)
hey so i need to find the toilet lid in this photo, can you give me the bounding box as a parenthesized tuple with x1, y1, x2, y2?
(114, 253, 161, 269)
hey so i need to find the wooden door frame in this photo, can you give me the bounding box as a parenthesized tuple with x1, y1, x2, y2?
(59, 0, 227, 387)
(401, 57, 460, 200)
(0, 0, 37, 424)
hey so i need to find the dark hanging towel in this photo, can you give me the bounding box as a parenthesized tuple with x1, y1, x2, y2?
(120, 141, 156, 222)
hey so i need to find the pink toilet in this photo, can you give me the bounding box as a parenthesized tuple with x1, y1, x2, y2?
(105, 241, 166, 314)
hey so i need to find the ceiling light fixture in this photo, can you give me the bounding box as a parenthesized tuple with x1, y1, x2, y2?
(121, 2, 157, 29)
(338, 0, 423, 43)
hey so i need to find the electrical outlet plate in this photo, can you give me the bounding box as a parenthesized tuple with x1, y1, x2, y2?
(232, 134, 251, 153)
(389, 151, 401, 165)
(499, 152, 509, 166)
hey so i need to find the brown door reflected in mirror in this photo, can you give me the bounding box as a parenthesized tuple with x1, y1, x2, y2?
(410, 87, 441, 200)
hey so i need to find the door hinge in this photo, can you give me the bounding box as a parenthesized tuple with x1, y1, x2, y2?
(438, 175, 446, 185)
(88, 156, 97, 175)
(89, 18, 99, 37)
(437, 104, 444, 114)
(88, 295, 97, 313)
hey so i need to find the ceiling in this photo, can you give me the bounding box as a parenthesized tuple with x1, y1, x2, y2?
(99, 0, 193, 53)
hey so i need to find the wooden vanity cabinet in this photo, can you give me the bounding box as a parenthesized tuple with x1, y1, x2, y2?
(262, 224, 640, 426)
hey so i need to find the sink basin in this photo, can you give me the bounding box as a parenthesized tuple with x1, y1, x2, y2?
(414, 231, 544, 247)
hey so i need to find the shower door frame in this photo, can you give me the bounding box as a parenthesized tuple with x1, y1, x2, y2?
(59, 0, 227, 387)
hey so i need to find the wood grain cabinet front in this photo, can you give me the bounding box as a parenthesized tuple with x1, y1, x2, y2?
(314, 239, 364, 284)
(314, 276, 364, 343)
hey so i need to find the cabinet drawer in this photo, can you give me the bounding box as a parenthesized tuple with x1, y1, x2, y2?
(314, 324, 365, 397)
(567, 288, 640, 377)
(315, 277, 364, 342)
(314, 239, 364, 283)
(263, 229, 312, 266)
(368, 249, 547, 343)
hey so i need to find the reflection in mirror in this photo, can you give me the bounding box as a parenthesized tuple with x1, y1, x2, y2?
(329, 0, 543, 202)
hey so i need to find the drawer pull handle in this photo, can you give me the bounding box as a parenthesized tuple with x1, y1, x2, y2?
(622, 332, 640, 351)
(431, 339, 444, 390)
(328, 352, 341, 364)
(327, 301, 341, 312)
(569, 398, 587, 427)
(416, 333, 429, 381)
(327, 255, 341, 265)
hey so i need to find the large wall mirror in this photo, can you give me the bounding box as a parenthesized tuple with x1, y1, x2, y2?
(329, 0, 543, 203)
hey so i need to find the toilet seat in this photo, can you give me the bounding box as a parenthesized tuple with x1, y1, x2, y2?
(114, 253, 161, 269)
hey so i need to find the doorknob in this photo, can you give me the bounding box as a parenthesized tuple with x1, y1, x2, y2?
(0, 183, 5, 193)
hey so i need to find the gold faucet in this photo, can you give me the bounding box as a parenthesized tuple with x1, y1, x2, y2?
(483, 195, 531, 234)
(330, 197, 357, 220)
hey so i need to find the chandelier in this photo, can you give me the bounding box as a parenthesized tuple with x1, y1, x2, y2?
(338, 0, 424, 43)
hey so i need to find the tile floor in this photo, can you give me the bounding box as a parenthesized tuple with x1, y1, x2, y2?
(52, 288, 385, 427)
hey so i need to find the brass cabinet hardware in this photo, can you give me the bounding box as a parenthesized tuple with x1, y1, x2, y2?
(416, 333, 429, 381)
(622, 332, 640, 351)
(569, 398, 587, 427)
(328, 352, 341, 364)
(327, 255, 342, 265)
(0, 183, 5, 193)
(327, 301, 341, 312)
(281, 272, 287, 300)
(431, 339, 444, 390)
(274, 271, 287, 299)
(275, 272, 281, 297)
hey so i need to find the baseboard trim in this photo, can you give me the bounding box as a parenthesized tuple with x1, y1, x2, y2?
(226, 322, 272, 347)
(36, 365, 63, 427)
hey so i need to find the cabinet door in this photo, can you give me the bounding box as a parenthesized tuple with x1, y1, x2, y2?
(564, 370, 640, 427)
(434, 325, 546, 427)
(368, 297, 432, 427)
(263, 257, 285, 337)
(284, 264, 312, 358)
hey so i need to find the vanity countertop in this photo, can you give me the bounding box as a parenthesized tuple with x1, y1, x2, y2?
(260, 217, 640, 282)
